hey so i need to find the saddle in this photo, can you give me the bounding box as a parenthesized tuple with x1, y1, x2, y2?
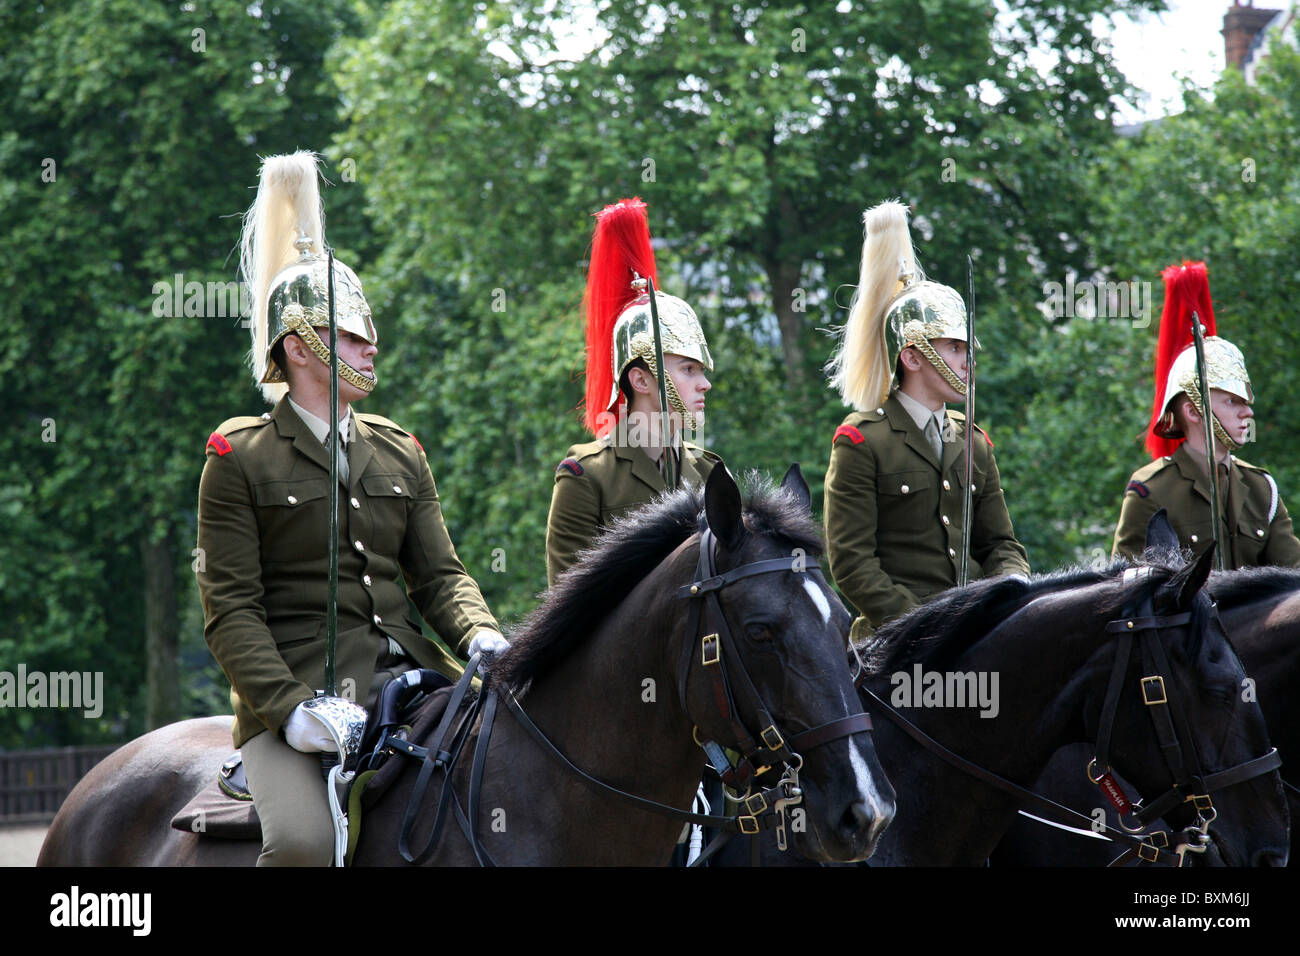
(170, 671, 457, 860)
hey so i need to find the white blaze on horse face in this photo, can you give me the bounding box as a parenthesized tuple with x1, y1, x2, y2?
(802, 577, 832, 625)
(848, 734, 888, 827)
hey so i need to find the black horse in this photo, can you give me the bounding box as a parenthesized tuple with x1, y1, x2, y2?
(39, 466, 894, 866)
(718, 535, 1288, 866)
(995, 561, 1298, 866)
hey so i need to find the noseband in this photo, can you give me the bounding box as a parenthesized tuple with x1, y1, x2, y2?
(674, 527, 875, 843)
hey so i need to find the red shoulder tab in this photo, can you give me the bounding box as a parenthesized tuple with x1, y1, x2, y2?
(1126, 480, 1149, 499)
(206, 432, 233, 457)
(833, 425, 865, 446)
(557, 457, 584, 477)
(407, 432, 424, 453)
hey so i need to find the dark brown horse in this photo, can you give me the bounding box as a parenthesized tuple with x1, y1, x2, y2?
(39, 466, 894, 866)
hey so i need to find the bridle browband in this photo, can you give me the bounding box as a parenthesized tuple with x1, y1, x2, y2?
(854, 566, 1280, 866)
(385, 524, 875, 865)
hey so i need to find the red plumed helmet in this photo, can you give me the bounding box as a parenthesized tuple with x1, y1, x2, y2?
(583, 198, 659, 436)
(1145, 261, 1217, 458)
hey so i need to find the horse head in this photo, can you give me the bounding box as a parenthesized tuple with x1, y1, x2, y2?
(681, 464, 895, 861)
(1088, 545, 1289, 866)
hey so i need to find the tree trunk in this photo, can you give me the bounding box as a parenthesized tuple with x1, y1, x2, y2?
(764, 254, 808, 393)
(142, 529, 180, 729)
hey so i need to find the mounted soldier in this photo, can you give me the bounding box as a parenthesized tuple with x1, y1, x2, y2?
(823, 199, 1028, 642)
(545, 197, 723, 586)
(1111, 260, 1300, 567)
(196, 151, 505, 865)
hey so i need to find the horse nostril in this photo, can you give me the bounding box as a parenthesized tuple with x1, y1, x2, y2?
(1253, 848, 1289, 867)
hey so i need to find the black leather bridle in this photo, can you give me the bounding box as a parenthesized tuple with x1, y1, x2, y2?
(854, 566, 1281, 866)
(384, 526, 876, 865)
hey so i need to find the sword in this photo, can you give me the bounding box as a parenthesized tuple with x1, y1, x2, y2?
(645, 275, 678, 491)
(322, 250, 341, 778)
(1190, 310, 1225, 571)
(959, 255, 976, 588)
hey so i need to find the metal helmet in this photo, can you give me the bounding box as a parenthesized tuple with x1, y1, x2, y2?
(241, 151, 377, 404)
(582, 198, 711, 435)
(1144, 261, 1247, 456)
(1154, 337, 1253, 447)
(606, 288, 713, 415)
(887, 274, 971, 397)
(827, 200, 969, 411)
(260, 248, 378, 391)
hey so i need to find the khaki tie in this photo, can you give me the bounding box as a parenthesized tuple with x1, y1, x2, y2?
(924, 415, 943, 461)
(333, 423, 350, 487)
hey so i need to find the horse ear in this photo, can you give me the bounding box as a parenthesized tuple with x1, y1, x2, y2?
(705, 464, 745, 551)
(1160, 542, 1216, 611)
(1143, 508, 1179, 556)
(781, 463, 811, 512)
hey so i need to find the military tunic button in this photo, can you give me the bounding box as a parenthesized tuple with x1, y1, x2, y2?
(392, 484, 402, 494)
(901, 484, 910, 494)
(876, 408, 884, 415)
(948, 548, 957, 558)
(1257, 529, 1265, 537)
(373, 614, 383, 626)
(287, 495, 298, 504)
(354, 540, 365, 552)
(363, 574, 372, 586)
(943, 480, 951, 491)
(350, 497, 360, 509)
(971, 484, 976, 493)
(1190, 534, 1198, 544)
(942, 515, 950, 526)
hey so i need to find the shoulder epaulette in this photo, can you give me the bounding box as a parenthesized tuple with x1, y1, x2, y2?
(357, 412, 424, 452)
(833, 424, 865, 446)
(1125, 480, 1150, 498)
(206, 416, 269, 456)
(556, 457, 584, 477)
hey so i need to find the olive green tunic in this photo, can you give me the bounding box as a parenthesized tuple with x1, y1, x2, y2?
(197, 397, 500, 748)
(1111, 443, 1300, 568)
(824, 394, 1029, 636)
(545, 436, 722, 586)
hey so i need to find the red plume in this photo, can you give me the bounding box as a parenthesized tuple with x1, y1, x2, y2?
(583, 198, 659, 436)
(1145, 261, 1217, 458)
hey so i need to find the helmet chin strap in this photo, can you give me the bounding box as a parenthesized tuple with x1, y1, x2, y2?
(1183, 380, 1238, 451)
(913, 339, 967, 396)
(287, 316, 377, 393)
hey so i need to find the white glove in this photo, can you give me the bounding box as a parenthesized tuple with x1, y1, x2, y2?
(468, 629, 509, 658)
(283, 701, 339, 753)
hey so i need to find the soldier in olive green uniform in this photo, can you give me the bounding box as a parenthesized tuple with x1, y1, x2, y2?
(546, 198, 723, 585)
(1111, 262, 1300, 567)
(824, 200, 1028, 638)
(198, 152, 503, 866)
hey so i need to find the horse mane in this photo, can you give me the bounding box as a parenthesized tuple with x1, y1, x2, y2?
(1209, 566, 1300, 609)
(491, 474, 824, 692)
(861, 558, 1171, 675)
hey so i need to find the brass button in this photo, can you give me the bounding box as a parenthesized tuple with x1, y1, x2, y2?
(1190, 534, 1198, 544)
(900, 484, 910, 494)
(354, 540, 365, 552)
(942, 515, 950, 526)
(287, 495, 297, 504)
(942, 480, 951, 491)
(971, 483, 976, 493)
(372, 614, 383, 626)
(1257, 529, 1265, 537)
(948, 548, 957, 558)
(392, 484, 402, 494)
(876, 408, 884, 415)
(350, 497, 360, 509)
(363, 574, 372, 586)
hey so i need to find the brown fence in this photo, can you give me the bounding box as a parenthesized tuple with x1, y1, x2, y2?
(0, 745, 119, 824)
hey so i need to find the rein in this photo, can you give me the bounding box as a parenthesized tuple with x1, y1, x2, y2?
(383, 527, 874, 865)
(853, 568, 1280, 866)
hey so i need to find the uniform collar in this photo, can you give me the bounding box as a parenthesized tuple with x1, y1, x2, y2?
(275, 397, 372, 488)
(1171, 443, 1242, 527)
(884, 393, 943, 470)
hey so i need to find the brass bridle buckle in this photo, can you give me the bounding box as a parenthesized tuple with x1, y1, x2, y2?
(1140, 675, 1167, 706)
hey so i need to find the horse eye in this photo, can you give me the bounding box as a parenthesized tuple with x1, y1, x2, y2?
(746, 623, 772, 642)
